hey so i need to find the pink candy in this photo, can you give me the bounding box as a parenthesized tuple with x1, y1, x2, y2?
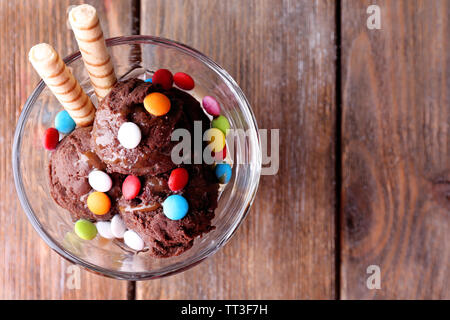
(122, 175, 141, 200)
(202, 96, 221, 117)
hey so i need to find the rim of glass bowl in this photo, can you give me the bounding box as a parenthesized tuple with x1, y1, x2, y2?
(12, 35, 261, 280)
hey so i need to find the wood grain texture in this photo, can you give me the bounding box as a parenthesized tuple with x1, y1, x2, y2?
(0, 0, 134, 299)
(5, 0, 447, 300)
(137, 0, 337, 299)
(340, 0, 449, 299)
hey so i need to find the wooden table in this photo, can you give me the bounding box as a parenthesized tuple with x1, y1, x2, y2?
(0, 0, 448, 299)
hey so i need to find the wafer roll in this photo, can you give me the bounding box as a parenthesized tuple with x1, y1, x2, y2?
(69, 4, 117, 100)
(29, 43, 95, 127)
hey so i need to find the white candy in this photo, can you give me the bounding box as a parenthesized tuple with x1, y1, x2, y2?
(124, 230, 144, 251)
(95, 221, 114, 239)
(88, 170, 112, 192)
(110, 214, 127, 238)
(118, 122, 141, 149)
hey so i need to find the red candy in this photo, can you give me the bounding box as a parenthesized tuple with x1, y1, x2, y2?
(122, 175, 141, 200)
(168, 168, 189, 191)
(152, 69, 173, 90)
(42, 127, 59, 150)
(173, 72, 195, 90)
(213, 145, 227, 161)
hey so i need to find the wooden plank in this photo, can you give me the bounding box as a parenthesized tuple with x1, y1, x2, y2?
(0, 0, 135, 299)
(138, 0, 337, 299)
(341, 0, 449, 299)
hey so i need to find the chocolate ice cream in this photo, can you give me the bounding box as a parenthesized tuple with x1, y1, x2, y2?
(48, 127, 122, 221)
(91, 78, 210, 176)
(48, 78, 220, 258)
(119, 164, 218, 257)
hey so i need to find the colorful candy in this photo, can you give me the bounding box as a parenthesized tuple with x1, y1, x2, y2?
(213, 145, 227, 161)
(152, 68, 173, 90)
(202, 96, 221, 117)
(212, 115, 230, 136)
(205, 128, 226, 153)
(124, 230, 144, 251)
(122, 175, 141, 200)
(55, 110, 76, 134)
(111, 214, 127, 238)
(87, 191, 111, 216)
(118, 122, 141, 149)
(173, 72, 195, 90)
(95, 221, 114, 239)
(88, 170, 112, 193)
(74, 219, 97, 240)
(168, 168, 189, 191)
(144, 92, 171, 116)
(42, 127, 59, 150)
(215, 163, 232, 184)
(163, 194, 189, 220)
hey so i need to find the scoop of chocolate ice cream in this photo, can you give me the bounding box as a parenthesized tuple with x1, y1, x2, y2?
(119, 164, 218, 257)
(48, 77, 221, 258)
(48, 127, 122, 221)
(91, 78, 210, 176)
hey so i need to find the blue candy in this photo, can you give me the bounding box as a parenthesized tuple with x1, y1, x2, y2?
(144, 78, 153, 83)
(55, 110, 76, 134)
(215, 163, 232, 184)
(163, 195, 189, 220)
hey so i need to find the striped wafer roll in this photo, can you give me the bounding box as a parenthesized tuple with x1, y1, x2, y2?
(69, 4, 117, 100)
(29, 43, 95, 127)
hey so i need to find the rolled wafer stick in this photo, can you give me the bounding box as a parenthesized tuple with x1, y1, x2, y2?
(29, 43, 95, 127)
(69, 4, 117, 100)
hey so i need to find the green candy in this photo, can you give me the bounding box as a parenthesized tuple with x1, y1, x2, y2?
(211, 115, 230, 136)
(74, 219, 97, 240)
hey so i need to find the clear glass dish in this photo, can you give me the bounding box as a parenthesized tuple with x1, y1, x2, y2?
(12, 36, 261, 280)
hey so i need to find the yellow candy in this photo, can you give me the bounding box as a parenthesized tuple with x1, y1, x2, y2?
(87, 192, 111, 216)
(204, 128, 226, 153)
(144, 92, 171, 116)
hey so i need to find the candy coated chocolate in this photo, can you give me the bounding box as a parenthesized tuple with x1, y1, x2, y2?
(43, 127, 59, 150)
(173, 72, 195, 90)
(55, 110, 76, 134)
(152, 69, 173, 90)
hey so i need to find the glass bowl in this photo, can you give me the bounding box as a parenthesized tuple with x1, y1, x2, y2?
(12, 36, 261, 280)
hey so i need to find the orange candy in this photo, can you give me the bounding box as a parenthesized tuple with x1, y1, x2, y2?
(143, 92, 171, 116)
(87, 192, 111, 216)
